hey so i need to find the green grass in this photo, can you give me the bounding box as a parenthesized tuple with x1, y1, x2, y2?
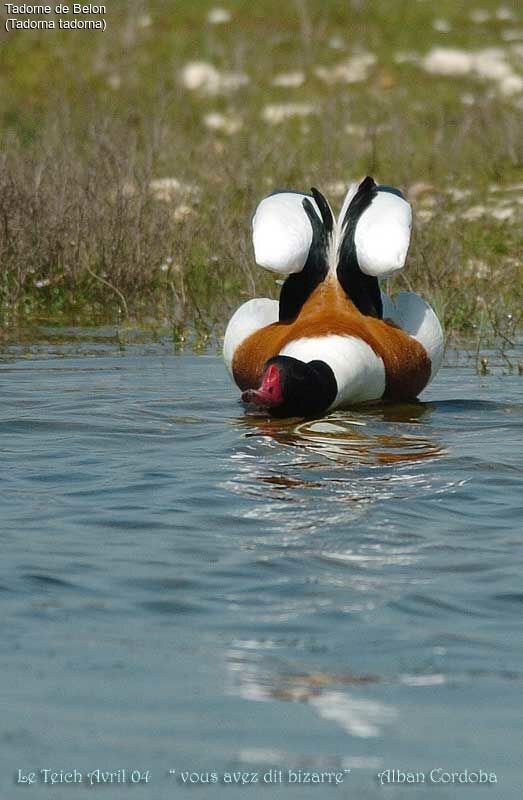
(0, 0, 522, 345)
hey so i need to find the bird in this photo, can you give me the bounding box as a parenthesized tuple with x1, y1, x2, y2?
(223, 176, 444, 418)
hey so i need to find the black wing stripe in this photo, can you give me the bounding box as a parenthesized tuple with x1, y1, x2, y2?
(310, 187, 334, 234)
(278, 194, 330, 322)
(337, 176, 383, 319)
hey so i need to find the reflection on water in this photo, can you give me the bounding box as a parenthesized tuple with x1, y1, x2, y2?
(0, 343, 522, 799)
(240, 403, 444, 466)
(224, 404, 451, 538)
(226, 641, 394, 740)
(229, 375, 521, 787)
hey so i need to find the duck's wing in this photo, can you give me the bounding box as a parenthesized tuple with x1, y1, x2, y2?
(252, 191, 323, 275)
(337, 177, 412, 277)
(253, 189, 336, 322)
(335, 178, 412, 318)
(353, 181, 412, 278)
(381, 290, 444, 383)
(338, 177, 412, 278)
(223, 298, 279, 377)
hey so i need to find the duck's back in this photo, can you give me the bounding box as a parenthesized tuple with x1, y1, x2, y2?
(231, 280, 433, 403)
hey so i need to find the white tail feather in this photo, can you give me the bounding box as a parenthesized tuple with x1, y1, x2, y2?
(334, 182, 358, 256)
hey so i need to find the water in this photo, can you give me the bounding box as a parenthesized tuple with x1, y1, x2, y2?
(1, 331, 522, 799)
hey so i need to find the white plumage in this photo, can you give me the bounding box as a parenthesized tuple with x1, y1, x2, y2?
(335, 182, 358, 237)
(252, 192, 321, 275)
(280, 335, 386, 408)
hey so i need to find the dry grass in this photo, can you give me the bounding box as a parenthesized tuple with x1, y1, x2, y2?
(0, 0, 522, 346)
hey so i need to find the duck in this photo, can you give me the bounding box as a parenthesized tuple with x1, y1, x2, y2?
(223, 176, 444, 418)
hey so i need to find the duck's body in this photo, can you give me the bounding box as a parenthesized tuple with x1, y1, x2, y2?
(224, 177, 444, 417)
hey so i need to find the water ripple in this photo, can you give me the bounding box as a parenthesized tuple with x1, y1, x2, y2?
(0, 343, 522, 790)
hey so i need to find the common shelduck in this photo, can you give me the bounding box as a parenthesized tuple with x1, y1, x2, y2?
(224, 177, 444, 418)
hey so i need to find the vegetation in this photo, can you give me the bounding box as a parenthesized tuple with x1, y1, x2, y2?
(0, 0, 521, 348)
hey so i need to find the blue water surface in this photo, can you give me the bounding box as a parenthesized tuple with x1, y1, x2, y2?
(0, 331, 522, 799)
